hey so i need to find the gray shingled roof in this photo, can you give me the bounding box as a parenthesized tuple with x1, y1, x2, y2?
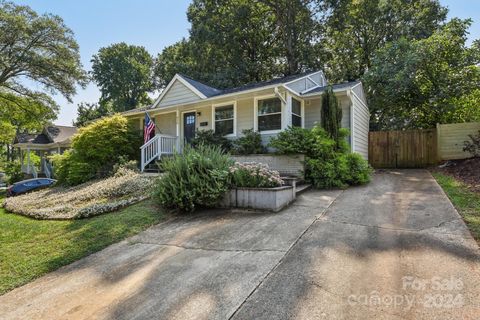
(14, 125, 77, 145)
(178, 71, 322, 98)
(15, 133, 50, 144)
(178, 74, 222, 97)
(121, 73, 360, 115)
(46, 125, 77, 143)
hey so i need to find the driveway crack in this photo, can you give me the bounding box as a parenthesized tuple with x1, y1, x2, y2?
(128, 241, 286, 253)
(320, 217, 471, 238)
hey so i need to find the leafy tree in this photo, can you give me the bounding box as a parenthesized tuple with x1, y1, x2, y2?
(155, 39, 197, 88)
(258, 0, 322, 75)
(0, 1, 87, 109)
(321, 86, 342, 144)
(155, 0, 321, 89)
(74, 102, 111, 127)
(322, 0, 448, 81)
(91, 43, 156, 111)
(0, 1, 86, 161)
(364, 19, 480, 130)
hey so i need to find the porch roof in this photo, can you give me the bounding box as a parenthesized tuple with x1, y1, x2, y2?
(13, 125, 77, 149)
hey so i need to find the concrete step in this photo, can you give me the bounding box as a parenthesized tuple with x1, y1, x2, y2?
(296, 184, 312, 195)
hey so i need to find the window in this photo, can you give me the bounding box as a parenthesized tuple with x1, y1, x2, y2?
(214, 104, 234, 136)
(257, 98, 282, 132)
(292, 98, 302, 127)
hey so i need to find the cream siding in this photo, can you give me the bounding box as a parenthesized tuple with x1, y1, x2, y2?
(155, 113, 176, 136)
(304, 95, 351, 130)
(351, 84, 370, 160)
(158, 80, 202, 107)
(236, 98, 254, 134)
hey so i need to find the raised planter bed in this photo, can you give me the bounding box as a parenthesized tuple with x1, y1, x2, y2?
(219, 185, 295, 212)
(231, 154, 304, 178)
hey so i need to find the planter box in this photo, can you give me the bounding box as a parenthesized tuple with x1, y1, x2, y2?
(231, 154, 304, 178)
(219, 186, 295, 212)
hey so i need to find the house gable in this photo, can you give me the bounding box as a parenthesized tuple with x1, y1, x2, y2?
(153, 75, 209, 108)
(284, 71, 327, 95)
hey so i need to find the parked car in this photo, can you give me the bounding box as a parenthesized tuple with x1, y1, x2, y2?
(7, 178, 56, 197)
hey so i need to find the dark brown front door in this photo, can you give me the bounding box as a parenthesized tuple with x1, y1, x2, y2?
(183, 112, 196, 143)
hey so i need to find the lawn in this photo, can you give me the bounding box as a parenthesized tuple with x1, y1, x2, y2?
(433, 172, 480, 243)
(0, 197, 165, 295)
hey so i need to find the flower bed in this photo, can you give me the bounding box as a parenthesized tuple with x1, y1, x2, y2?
(3, 168, 154, 219)
(230, 162, 284, 188)
(221, 162, 295, 212)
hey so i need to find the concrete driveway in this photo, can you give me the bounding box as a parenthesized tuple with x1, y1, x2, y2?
(1, 170, 479, 319)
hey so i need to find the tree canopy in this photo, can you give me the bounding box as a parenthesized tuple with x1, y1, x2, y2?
(155, 0, 322, 89)
(321, 0, 448, 81)
(0, 1, 85, 155)
(91, 43, 156, 112)
(364, 19, 480, 130)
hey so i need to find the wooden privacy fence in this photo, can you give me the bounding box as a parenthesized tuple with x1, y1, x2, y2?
(369, 122, 480, 168)
(437, 122, 480, 160)
(369, 129, 437, 168)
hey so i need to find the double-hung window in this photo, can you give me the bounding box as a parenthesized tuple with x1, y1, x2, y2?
(257, 98, 282, 132)
(214, 104, 235, 136)
(292, 98, 302, 127)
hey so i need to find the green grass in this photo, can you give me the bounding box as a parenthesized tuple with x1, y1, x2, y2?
(432, 172, 480, 243)
(0, 198, 165, 295)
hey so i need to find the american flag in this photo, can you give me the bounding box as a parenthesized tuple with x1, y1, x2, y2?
(144, 113, 155, 143)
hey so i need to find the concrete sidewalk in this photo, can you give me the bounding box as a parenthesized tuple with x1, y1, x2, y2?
(1, 170, 479, 320)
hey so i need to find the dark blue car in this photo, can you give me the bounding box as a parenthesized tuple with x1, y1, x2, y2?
(7, 178, 56, 197)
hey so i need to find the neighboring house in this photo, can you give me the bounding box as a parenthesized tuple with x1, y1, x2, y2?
(13, 125, 77, 178)
(122, 71, 369, 171)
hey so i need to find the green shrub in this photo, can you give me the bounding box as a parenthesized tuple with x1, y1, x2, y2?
(305, 157, 348, 189)
(270, 125, 372, 189)
(191, 129, 233, 152)
(72, 114, 142, 176)
(4, 161, 23, 184)
(50, 114, 142, 185)
(268, 126, 315, 155)
(153, 145, 233, 212)
(343, 153, 373, 185)
(233, 129, 265, 154)
(230, 162, 283, 188)
(50, 151, 96, 186)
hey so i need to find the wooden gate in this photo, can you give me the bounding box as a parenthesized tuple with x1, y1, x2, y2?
(368, 129, 438, 168)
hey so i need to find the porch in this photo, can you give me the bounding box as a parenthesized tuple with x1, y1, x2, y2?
(15, 146, 58, 179)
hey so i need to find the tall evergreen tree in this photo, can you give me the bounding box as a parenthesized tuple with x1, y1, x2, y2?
(321, 87, 342, 144)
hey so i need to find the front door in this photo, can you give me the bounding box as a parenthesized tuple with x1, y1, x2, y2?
(183, 112, 196, 143)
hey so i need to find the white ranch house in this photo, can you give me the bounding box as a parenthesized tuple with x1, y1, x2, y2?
(122, 71, 369, 171)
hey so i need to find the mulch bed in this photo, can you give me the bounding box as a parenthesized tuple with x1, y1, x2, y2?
(433, 158, 480, 193)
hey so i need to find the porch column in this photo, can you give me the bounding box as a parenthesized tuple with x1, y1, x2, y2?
(283, 93, 293, 129)
(26, 147, 31, 174)
(176, 110, 180, 151)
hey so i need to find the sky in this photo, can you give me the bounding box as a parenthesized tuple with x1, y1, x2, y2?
(11, 0, 480, 126)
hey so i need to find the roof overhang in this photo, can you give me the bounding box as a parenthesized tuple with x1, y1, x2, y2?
(151, 74, 208, 109)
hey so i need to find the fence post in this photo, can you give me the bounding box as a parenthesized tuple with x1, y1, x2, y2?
(436, 123, 441, 162)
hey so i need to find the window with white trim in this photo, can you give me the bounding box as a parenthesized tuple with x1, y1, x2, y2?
(292, 98, 302, 127)
(257, 98, 281, 132)
(214, 105, 234, 136)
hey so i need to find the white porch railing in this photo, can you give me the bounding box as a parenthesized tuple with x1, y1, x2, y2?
(21, 164, 38, 178)
(140, 134, 179, 172)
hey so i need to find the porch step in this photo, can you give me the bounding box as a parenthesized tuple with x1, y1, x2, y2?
(296, 184, 312, 195)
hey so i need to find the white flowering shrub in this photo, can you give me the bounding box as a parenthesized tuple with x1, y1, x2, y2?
(230, 162, 283, 188)
(3, 169, 154, 219)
